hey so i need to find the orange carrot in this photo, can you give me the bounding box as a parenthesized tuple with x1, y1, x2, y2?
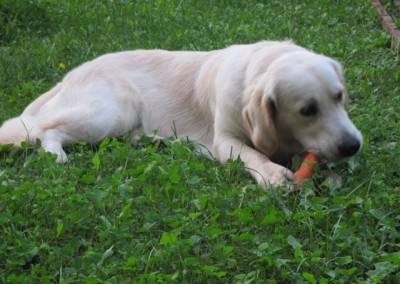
(294, 153, 319, 188)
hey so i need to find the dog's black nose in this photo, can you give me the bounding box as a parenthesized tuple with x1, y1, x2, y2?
(338, 136, 361, 157)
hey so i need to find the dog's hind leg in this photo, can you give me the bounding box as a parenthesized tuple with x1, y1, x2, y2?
(22, 84, 62, 116)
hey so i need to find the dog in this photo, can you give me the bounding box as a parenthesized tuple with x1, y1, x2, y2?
(0, 41, 362, 188)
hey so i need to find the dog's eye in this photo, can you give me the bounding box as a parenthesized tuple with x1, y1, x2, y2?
(300, 104, 318, 117)
(336, 91, 343, 102)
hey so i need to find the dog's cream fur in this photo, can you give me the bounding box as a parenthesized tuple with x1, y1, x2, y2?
(0, 41, 362, 188)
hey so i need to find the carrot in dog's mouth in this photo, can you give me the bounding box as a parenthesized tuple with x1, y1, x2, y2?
(293, 152, 320, 188)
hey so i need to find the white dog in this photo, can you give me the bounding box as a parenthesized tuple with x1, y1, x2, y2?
(0, 41, 362, 188)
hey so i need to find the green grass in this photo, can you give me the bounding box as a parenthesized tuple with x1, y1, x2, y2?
(1, 0, 400, 283)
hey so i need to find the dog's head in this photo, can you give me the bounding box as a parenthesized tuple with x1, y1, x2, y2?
(242, 51, 362, 161)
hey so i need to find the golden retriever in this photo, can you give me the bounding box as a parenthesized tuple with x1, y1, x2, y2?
(0, 41, 362, 188)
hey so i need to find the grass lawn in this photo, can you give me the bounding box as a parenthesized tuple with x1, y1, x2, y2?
(1, 0, 400, 283)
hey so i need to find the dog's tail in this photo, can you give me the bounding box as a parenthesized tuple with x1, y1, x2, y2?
(0, 84, 62, 148)
(0, 116, 41, 148)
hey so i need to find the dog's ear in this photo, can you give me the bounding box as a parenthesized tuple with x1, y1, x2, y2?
(242, 86, 278, 156)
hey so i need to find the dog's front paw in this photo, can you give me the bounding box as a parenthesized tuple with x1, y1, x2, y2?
(254, 162, 295, 189)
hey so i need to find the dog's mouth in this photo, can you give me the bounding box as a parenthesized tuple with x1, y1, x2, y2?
(311, 148, 360, 163)
(305, 134, 362, 162)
